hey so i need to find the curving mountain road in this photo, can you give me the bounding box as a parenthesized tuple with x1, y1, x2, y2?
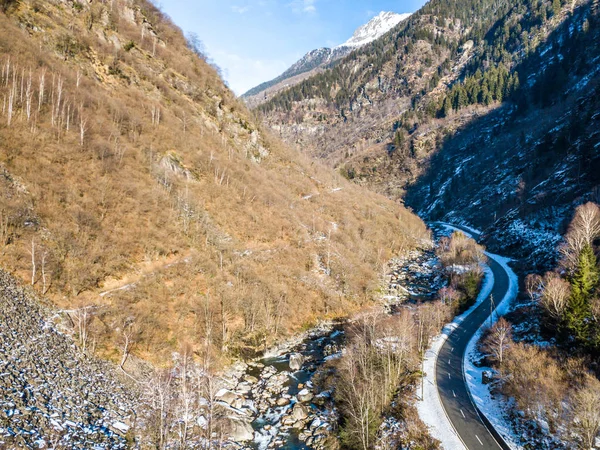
(433, 223, 511, 450)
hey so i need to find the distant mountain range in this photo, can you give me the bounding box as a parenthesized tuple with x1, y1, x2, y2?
(242, 11, 411, 105)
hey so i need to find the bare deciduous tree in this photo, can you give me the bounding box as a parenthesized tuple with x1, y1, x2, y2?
(560, 203, 600, 272)
(151, 104, 161, 127)
(201, 290, 214, 370)
(38, 68, 46, 112)
(0, 210, 9, 246)
(483, 317, 512, 364)
(525, 273, 543, 302)
(540, 272, 571, 321)
(79, 103, 88, 147)
(175, 346, 194, 448)
(7, 70, 15, 126)
(146, 369, 173, 450)
(25, 68, 32, 122)
(72, 305, 94, 354)
(119, 319, 138, 370)
(53, 75, 63, 128)
(41, 250, 51, 294)
(571, 375, 600, 450)
(27, 238, 36, 285)
(197, 367, 223, 448)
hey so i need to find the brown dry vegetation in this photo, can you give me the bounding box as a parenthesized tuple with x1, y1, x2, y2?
(436, 231, 486, 314)
(481, 204, 600, 448)
(329, 304, 449, 450)
(0, 0, 427, 367)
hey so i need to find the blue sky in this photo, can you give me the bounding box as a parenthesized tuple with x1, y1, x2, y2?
(158, 1, 428, 95)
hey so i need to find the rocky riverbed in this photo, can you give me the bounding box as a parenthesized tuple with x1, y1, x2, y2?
(216, 245, 446, 449)
(384, 247, 446, 306)
(217, 323, 344, 449)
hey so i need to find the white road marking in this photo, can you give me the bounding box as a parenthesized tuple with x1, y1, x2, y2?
(448, 358, 451, 364)
(448, 372, 451, 379)
(451, 347, 454, 352)
(460, 409, 465, 418)
(476, 435, 484, 445)
(453, 390, 456, 398)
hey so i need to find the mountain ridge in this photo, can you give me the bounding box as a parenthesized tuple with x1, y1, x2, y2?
(337, 11, 412, 48)
(253, 0, 599, 271)
(242, 11, 411, 105)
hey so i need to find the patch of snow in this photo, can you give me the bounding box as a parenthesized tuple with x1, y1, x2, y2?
(338, 12, 411, 48)
(99, 283, 136, 297)
(111, 421, 129, 433)
(324, 352, 343, 361)
(446, 264, 474, 274)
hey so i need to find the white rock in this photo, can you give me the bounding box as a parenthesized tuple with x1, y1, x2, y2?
(289, 353, 304, 371)
(297, 388, 314, 403)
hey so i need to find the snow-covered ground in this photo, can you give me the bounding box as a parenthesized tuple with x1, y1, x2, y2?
(338, 11, 411, 48)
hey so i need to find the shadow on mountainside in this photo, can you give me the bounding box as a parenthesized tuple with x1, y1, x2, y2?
(404, 2, 600, 272)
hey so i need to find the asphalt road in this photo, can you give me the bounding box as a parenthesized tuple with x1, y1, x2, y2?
(433, 223, 511, 450)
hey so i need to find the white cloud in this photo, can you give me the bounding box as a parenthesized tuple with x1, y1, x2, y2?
(289, 0, 317, 14)
(231, 5, 250, 14)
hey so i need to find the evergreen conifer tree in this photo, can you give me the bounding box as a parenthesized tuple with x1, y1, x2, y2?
(441, 96, 453, 117)
(553, 0, 562, 17)
(565, 245, 599, 345)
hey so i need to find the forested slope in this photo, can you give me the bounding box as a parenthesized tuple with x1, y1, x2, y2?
(0, 0, 427, 368)
(406, 0, 600, 270)
(255, 0, 600, 269)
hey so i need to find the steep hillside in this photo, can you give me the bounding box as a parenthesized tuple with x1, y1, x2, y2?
(405, 0, 600, 270)
(242, 11, 410, 108)
(0, 0, 427, 368)
(255, 0, 600, 269)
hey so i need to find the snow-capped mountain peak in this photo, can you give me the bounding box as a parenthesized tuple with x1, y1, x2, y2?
(338, 11, 411, 49)
(243, 11, 411, 100)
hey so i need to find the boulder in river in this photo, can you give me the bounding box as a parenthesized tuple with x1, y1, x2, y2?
(236, 382, 252, 395)
(297, 388, 314, 403)
(225, 416, 254, 442)
(289, 353, 304, 371)
(243, 374, 259, 384)
(291, 403, 308, 421)
(276, 396, 291, 406)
